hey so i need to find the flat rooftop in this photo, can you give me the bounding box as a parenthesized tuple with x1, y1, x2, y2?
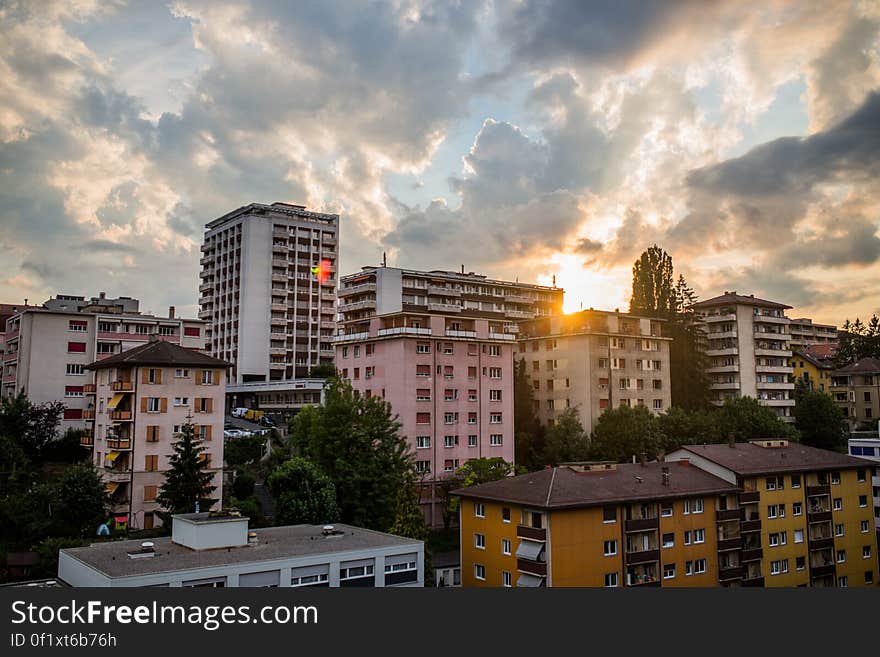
(453, 461, 738, 510)
(61, 523, 421, 579)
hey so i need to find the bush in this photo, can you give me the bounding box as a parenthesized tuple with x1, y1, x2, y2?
(232, 471, 256, 499)
(229, 496, 262, 524)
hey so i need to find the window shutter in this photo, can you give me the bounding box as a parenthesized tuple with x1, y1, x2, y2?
(160, 397, 168, 413)
(194, 397, 201, 412)
(141, 369, 149, 384)
(140, 397, 148, 413)
(206, 398, 213, 413)
(204, 425, 212, 441)
(195, 369, 203, 385)
(155, 368, 162, 384)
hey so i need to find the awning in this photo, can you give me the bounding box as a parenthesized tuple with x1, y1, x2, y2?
(516, 540, 545, 561)
(107, 393, 125, 410)
(104, 451, 120, 462)
(516, 573, 546, 587)
(105, 482, 119, 494)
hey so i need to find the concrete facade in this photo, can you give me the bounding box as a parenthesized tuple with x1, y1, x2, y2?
(789, 317, 838, 351)
(199, 202, 339, 385)
(514, 309, 671, 431)
(832, 358, 880, 431)
(694, 292, 795, 421)
(847, 436, 880, 528)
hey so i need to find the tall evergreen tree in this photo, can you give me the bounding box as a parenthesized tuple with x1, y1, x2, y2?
(514, 357, 545, 471)
(542, 407, 590, 466)
(630, 244, 676, 317)
(156, 421, 217, 521)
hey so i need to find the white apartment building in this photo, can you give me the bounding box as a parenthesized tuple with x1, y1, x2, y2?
(199, 202, 339, 411)
(789, 317, 838, 351)
(515, 309, 671, 430)
(848, 436, 880, 528)
(2, 296, 206, 432)
(694, 292, 795, 421)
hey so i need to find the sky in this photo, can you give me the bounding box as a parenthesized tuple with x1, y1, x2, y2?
(0, 0, 878, 325)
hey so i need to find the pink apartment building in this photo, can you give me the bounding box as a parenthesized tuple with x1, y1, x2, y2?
(83, 339, 229, 531)
(334, 313, 516, 525)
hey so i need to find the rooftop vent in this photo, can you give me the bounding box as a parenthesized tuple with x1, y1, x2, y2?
(247, 531, 258, 545)
(322, 525, 344, 537)
(127, 541, 156, 559)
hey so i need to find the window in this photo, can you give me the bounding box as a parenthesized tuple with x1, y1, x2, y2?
(175, 368, 190, 378)
(683, 531, 692, 545)
(490, 413, 502, 424)
(444, 435, 458, 448)
(489, 345, 501, 357)
(796, 556, 806, 571)
(794, 529, 804, 544)
(67, 341, 87, 353)
(416, 389, 431, 401)
(64, 386, 84, 398)
(443, 343, 454, 355)
(502, 538, 511, 555)
(683, 499, 690, 515)
(489, 389, 502, 402)
(502, 507, 511, 523)
(833, 498, 842, 511)
(838, 576, 848, 587)
(340, 564, 374, 581)
(692, 498, 704, 514)
(603, 540, 617, 556)
(661, 501, 672, 517)
(68, 320, 88, 332)
(415, 461, 431, 474)
(365, 344, 375, 357)
(862, 545, 872, 559)
(444, 412, 458, 425)
(835, 523, 844, 537)
(866, 571, 874, 585)
(354, 346, 361, 358)
(416, 343, 430, 354)
(662, 533, 674, 548)
(769, 532, 786, 546)
(474, 564, 485, 581)
(836, 549, 846, 563)
(857, 469, 866, 483)
(66, 364, 84, 375)
(173, 397, 189, 407)
(604, 573, 618, 588)
(468, 435, 477, 448)
(831, 471, 841, 485)
(791, 474, 801, 488)
(143, 485, 157, 502)
(652, 399, 663, 410)
(770, 560, 789, 575)
(693, 529, 705, 544)
(200, 370, 214, 385)
(792, 502, 802, 516)
(663, 564, 675, 579)
(502, 571, 512, 587)
(468, 413, 478, 425)
(767, 504, 778, 519)
(341, 346, 348, 358)
(416, 412, 431, 424)
(474, 533, 485, 550)
(490, 434, 503, 446)
(444, 388, 458, 401)
(147, 398, 161, 413)
(859, 495, 868, 508)
(444, 365, 454, 379)
(765, 477, 776, 491)
(416, 436, 431, 449)
(145, 455, 158, 472)
(474, 503, 485, 518)
(603, 506, 616, 523)
(694, 559, 706, 574)
(146, 426, 160, 443)
(489, 367, 502, 379)
(861, 520, 870, 533)
(468, 389, 478, 402)
(685, 561, 693, 576)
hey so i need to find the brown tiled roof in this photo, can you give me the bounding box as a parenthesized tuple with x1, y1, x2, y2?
(452, 461, 737, 510)
(85, 339, 229, 370)
(801, 343, 838, 361)
(693, 292, 791, 310)
(678, 442, 867, 475)
(833, 357, 880, 375)
(793, 349, 835, 370)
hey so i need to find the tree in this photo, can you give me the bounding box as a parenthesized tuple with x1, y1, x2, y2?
(454, 457, 516, 487)
(289, 377, 414, 531)
(224, 433, 267, 470)
(629, 246, 711, 410)
(589, 405, 665, 462)
(267, 457, 338, 526)
(542, 408, 590, 466)
(717, 396, 799, 442)
(514, 357, 545, 471)
(630, 244, 676, 316)
(390, 474, 429, 542)
(657, 406, 720, 452)
(156, 422, 217, 521)
(836, 315, 880, 366)
(794, 391, 847, 452)
(0, 391, 65, 460)
(308, 363, 337, 378)
(46, 464, 109, 538)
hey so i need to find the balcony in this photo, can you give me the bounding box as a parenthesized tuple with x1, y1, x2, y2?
(809, 538, 834, 551)
(111, 381, 133, 392)
(716, 509, 741, 522)
(505, 309, 535, 320)
(741, 519, 761, 533)
(488, 333, 516, 341)
(269, 362, 286, 370)
(109, 410, 132, 421)
(753, 315, 788, 325)
(271, 317, 287, 327)
(272, 258, 288, 268)
(741, 548, 763, 562)
(717, 537, 743, 551)
(199, 256, 213, 266)
(625, 549, 660, 565)
(808, 511, 832, 523)
(445, 329, 477, 338)
(80, 434, 94, 447)
(82, 409, 95, 420)
(83, 384, 97, 394)
(705, 347, 739, 357)
(321, 320, 337, 330)
(701, 313, 736, 323)
(739, 491, 760, 504)
(3, 374, 17, 384)
(810, 564, 835, 578)
(754, 348, 792, 358)
(706, 365, 739, 373)
(106, 438, 131, 450)
(516, 525, 546, 542)
(625, 517, 659, 533)
(742, 576, 765, 587)
(104, 470, 131, 483)
(427, 286, 461, 297)
(504, 293, 532, 304)
(516, 559, 547, 577)
(718, 566, 743, 582)
(271, 303, 287, 313)
(427, 302, 461, 314)
(272, 274, 287, 283)
(198, 309, 213, 320)
(706, 330, 737, 340)
(710, 382, 740, 390)
(807, 484, 831, 496)
(341, 299, 377, 312)
(756, 366, 791, 374)
(199, 283, 213, 294)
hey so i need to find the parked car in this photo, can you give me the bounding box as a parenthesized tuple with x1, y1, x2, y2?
(231, 407, 249, 418)
(224, 429, 246, 439)
(258, 415, 276, 428)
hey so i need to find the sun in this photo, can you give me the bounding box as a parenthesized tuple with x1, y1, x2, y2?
(536, 253, 631, 314)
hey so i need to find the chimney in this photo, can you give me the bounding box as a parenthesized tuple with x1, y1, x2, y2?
(728, 432, 736, 448)
(168, 305, 175, 319)
(99, 291, 106, 299)
(662, 467, 670, 486)
(656, 450, 665, 463)
(639, 452, 647, 467)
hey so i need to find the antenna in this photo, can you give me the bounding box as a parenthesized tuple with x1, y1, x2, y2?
(382, 251, 387, 267)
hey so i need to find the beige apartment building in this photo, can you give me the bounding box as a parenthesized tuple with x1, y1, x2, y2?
(2, 294, 206, 432)
(83, 339, 229, 530)
(789, 317, 838, 351)
(831, 358, 880, 431)
(514, 309, 671, 431)
(694, 292, 795, 421)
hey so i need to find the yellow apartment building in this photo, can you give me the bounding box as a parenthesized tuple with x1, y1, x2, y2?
(455, 460, 739, 587)
(791, 349, 835, 394)
(668, 440, 878, 587)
